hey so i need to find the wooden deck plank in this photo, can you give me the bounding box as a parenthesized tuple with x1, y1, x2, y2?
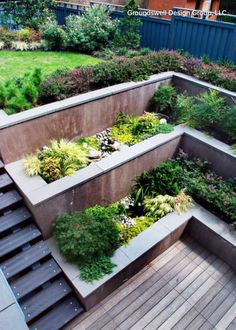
(68, 236, 236, 330)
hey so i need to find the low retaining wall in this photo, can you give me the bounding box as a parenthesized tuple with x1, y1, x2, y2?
(46, 204, 236, 311)
(6, 127, 236, 239)
(1, 72, 236, 164)
(6, 127, 183, 238)
(47, 210, 191, 310)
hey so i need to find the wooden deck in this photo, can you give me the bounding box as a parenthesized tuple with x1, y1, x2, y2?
(68, 235, 236, 330)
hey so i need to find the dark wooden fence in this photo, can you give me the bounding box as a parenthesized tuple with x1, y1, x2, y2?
(55, 2, 236, 63)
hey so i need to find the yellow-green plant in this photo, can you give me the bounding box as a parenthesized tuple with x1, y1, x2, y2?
(23, 154, 41, 176)
(143, 190, 193, 219)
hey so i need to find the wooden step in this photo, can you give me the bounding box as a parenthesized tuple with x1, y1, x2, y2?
(0, 207, 31, 234)
(21, 277, 72, 322)
(11, 259, 62, 300)
(0, 190, 22, 211)
(29, 296, 83, 330)
(0, 173, 13, 189)
(0, 225, 41, 258)
(0, 241, 51, 279)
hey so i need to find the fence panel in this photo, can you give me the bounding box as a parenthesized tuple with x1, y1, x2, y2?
(168, 16, 235, 61)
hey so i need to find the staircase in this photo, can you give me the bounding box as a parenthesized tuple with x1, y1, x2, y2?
(0, 160, 83, 330)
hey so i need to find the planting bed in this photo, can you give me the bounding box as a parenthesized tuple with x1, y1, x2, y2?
(2, 72, 236, 312)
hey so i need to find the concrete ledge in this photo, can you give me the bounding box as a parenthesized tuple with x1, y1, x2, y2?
(46, 204, 236, 311)
(6, 125, 236, 239)
(1, 71, 235, 165)
(47, 209, 190, 310)
(0, 269, 28, 330)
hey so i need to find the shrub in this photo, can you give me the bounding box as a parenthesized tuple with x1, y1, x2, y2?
(0, 68, 42, 114)
(151, 84, 177, 115)
(0, 28, 18, 48)
(191, 89, 226, 130)
(66, 7, 118, 52)
(133, 160, 182, 208)
(110, 112, 173, 146)
(173, 93, 194, 124)
(66, 67, 93, 96)
(54, 205, 120, 281)
(24, 139, 89, 182)
(220, 105, 236, 141)
(39, 70, 69, 103)
(2, 0, 55, 30)
(115, 0, 141, 49)
(41, 18, 67, 50)
(143, 190, 192, 218)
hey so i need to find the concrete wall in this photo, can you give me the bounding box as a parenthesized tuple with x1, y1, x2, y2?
(0, 73, 172, 164)
(27, 136, 182, 238)
(1, 72, 235, 164)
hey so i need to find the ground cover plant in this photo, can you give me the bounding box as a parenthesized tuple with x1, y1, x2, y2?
(23, 112, 173, 182)
(55, 189, 192, 282)
(151, 84, 236, 150)
(133, 150, 236, 226)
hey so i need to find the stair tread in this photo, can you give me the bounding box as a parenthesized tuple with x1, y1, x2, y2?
(21, 277, 72, 322)
(11, 259, 62, 300)
(29, 296, 83, 330)
(0, 173, 13, 189)
(0, 206, 31, 233)
(0, 224, 41, 258)
(0, 241, 51, 279)
(0, 190, 22, 211)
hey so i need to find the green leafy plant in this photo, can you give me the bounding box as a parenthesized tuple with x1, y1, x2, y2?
(115, 0, 142, 49)
(2, 0, 55, 30)
(24, 139, 89, 183)
(0, 68, 42, 114)
(191, 89, 226, 130)
(143, 190, 192, 219)
(41, 18, 67, 50)
(151, 84, 177, 116)
(54, 205, 120, 282)
(66, 6, 118, 53)
(79, 255, 116, 282)
(110, 112, 173, 146)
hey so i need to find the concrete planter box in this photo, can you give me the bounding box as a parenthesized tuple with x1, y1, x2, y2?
(46, 204, 236, 311)
(0, 71, 235, 164)
(6, 126, 236, 239)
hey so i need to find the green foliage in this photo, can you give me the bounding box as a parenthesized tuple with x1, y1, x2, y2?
(39, 69, 69, 103)
(54, 205, 120, 281)
(118, 216, 154, 245)
(110, 112, 173, 146)
(220, 105, 236, 141)
(151, 84, 177, 115)
(0, 68, 42, 114)
(133, 160, 182, 208)
(115, 0, 142, 49)
(2, 0, 55, 30)
(191, 89, 226, 130)
(24, 139, 89, 182)
(41, 18, 67, 50)
(143, 190, 192, 218)
(173, 93, 194, 124)
(66, 7, 118, 53)
(80, 255, 116, 283)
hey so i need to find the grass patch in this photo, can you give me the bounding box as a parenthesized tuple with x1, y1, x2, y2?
(0, 50, 101, 82)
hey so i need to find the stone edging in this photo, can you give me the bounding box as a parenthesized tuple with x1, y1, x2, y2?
(46, 204, 236, 310)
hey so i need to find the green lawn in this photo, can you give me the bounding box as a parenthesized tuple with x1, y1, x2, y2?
(0, 51, 101, 82)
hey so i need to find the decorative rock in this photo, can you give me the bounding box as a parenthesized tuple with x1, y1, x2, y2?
(88, 148, 102, 159)
(160, 118, 167, 124)
(111, 141, 120, 151)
